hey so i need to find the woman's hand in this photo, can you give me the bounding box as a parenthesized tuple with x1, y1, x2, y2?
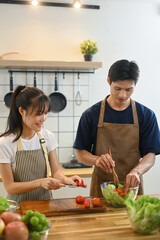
(64, 175, 86, 186)
(96, 154, 115, 173)
(40, 178, 62, 190)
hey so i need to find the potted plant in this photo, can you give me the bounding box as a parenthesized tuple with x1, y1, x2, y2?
(80, 39, 98, 61)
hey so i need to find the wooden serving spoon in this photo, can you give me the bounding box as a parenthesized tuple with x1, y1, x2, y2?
(108, 147, 119, 188)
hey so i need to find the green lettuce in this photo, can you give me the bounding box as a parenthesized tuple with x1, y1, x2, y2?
(103, 183, 135, 206)
(0, 196, 10, 213)
(125, 196, 160, 234)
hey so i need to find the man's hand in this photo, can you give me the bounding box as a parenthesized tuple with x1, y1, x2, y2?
(95, 154, 115, 173)
(124, 170, 140, 189)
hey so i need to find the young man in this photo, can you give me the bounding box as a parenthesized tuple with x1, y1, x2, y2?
(73, 59, 160, 197)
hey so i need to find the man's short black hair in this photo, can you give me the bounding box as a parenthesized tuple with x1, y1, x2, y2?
(108, 59, 140, 84)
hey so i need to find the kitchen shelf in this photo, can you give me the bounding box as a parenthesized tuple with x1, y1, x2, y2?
(0, 60, 102, 70)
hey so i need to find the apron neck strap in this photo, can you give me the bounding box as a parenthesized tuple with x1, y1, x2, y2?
(98, 97, 107, 127)
(17, 137, 23, 151)
(37, 132, 50, 178)
(130, 99, 139, 125)
(98, 97, 138, 126)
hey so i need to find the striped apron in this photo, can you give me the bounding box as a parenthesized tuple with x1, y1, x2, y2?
(7, 132, 53, 202)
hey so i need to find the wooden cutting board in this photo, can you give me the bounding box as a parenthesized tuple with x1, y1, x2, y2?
(20, 197, 106, 216)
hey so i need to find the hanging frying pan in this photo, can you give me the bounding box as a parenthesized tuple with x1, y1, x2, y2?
(49, 74, 67, 113)
(4, 71, 14, 108)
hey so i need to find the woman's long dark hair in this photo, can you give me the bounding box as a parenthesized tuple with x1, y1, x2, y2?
(0, 85, 51, 141)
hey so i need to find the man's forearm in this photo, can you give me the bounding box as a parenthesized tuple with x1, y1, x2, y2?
(76, 149, 99, 166)
(131, 152, 155, 176)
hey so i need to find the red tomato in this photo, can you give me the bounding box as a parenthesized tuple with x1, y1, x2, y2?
(84, 200, 90, 208)
(119, 192, 125, 196)
(81, 181, 87, 188)
(91, 198, 100, 207)
(114, 188, 126, 196)
(76, 195, 85, 203)
(75, 180, 87, 188)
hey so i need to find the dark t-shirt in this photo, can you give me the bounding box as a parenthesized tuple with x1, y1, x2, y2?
(73, 98, 160, 157)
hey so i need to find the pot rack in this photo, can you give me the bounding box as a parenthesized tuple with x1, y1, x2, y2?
(8, 69, 95, 77)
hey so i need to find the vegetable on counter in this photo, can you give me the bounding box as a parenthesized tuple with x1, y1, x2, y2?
(126, 195, 160, 234)
(84, 200, 90, 208)
(75, 195, 101, 208)
(91, 198, 100, 207)
(76, 196, 85, 203)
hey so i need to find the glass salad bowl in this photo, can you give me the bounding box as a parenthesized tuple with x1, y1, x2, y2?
(29, 220, 52, 240)
(126, 195, 160, 235)
(100, 182, 139, 208)
(0, 197, 19, 214)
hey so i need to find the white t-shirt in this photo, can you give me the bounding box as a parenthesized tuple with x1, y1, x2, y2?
(0, 129, 58, 171)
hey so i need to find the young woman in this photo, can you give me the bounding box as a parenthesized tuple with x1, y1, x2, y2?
(0, 85, 84, 202)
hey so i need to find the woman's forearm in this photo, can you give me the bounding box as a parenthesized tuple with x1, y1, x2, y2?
(3, 178, 43, 194)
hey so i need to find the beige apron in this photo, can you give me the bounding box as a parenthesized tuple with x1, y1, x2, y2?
(8, 132, 53, 202)
(90, 97, 143, 197)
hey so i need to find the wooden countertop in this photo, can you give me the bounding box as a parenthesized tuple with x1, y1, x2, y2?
(59, 164, 93, 178)
(17, 195, 160, 240)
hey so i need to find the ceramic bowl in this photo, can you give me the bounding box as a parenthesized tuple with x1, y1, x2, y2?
(100, 181, 139, 208)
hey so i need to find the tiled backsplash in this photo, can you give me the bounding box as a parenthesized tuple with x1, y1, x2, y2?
(0, 69, 90, 163)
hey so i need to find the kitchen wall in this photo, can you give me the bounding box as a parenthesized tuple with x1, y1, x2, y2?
(0, 0, 160, 194)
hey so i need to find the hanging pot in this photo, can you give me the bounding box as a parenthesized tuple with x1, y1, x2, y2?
(4, 72, 14, 108)
(49, 74, 67, 113)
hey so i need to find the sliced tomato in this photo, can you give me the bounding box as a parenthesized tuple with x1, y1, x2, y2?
(75, 180, 87, 188)
(76, 195, 85, 203)
(119, 192, 125, 196)
(91, 198, 100, 207)
(114, 188, 126, 196)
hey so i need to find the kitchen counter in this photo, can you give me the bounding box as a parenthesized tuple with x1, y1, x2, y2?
(17, 195, 160, 240)
(0, 164, 93, 182)
(59, 164, 93, 178)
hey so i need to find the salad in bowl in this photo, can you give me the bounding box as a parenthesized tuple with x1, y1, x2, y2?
(126, 195, 160, 235)
(100, 182, 139, 207)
